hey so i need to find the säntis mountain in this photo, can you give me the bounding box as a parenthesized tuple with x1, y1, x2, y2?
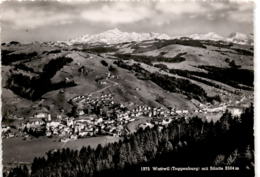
(69, 28, 170, 44)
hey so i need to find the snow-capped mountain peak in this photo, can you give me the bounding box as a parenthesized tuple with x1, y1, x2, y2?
(67, 29, 253, 46)
(69, 28, 171, 44)
(227, 32, 253, 45)
(104, 28, 121, 34)
(189, 32, 224, 41)
(188, 32, 253, 45)
(228, 32, 247, 39)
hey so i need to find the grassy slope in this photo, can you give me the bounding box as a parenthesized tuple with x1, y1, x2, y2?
(2, 136, 120, 164)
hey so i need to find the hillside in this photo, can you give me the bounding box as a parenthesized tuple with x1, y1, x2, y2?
(1, 37, 254, 119)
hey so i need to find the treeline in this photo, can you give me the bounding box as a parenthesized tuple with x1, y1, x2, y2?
(42, 49, 62, 55)
(157, 39, 206, 49)
(232, 48, 253, 56)
(149, 73, 220, 102)
(169, 69, 227, 91)
(131, 39, 206, 53)
(6, 56, 75, 100)
(198, 66, 254, 88)
(114, 60, 151, 80)
(82, 46, 118, 53)
(114, 53, 186, 65)
(201, 40, 233, 50)
(2, 50, 38, 65)
(114, 60, 219, 102)
(170, 66, 254, 91)
(5, 105, 254, 177)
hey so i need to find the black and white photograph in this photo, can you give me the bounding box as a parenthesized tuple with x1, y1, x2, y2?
(0, 0, 255, 177)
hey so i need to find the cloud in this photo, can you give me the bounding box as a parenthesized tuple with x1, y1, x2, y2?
(1, 5, 76, 29)
(206, 1, 254, 23)
(80, 3, 152, 24)
(1, 1, 254, 29)
(154, 1, 253, 24)
(155, 1, 208, 15)
(0, 0, 254, 42)
(227, 1, 254, 23)
(228, 11, 253, 23)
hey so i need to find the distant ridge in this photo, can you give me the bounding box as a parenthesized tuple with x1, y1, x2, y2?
(189, 32, 224, 41)
(226, 32, 254, 45)
(69, 28, 171, 44)
(188, 32, 253, 45)
(67, 29, 253, 46)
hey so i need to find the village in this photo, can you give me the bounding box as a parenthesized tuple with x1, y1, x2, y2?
(1, 90, 252, 142)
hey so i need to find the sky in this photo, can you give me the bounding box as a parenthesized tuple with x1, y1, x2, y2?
(0, 0, 254, 42)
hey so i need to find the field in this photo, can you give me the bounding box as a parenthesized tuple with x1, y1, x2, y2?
(2, 136, 120, 165)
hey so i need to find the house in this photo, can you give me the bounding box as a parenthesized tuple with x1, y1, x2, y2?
(227, 106, 243, 117)
(176, 110, 182, 114)
(70, 135, 78, 140)
(2, 126, 10, 133)
(77, 109, 85, 116)
(8, 134, 15, 138)
(47, 114, 52, 121)
(100, 81, 108, 85)
(182, 110, 189, 114)
(47, 121, 60, 128)
(34, 112, 48, 119)
(79, 132, 88, 137)
(46, 131, 52, 137)
(60, 138, 70, 143)
(162, 119, 172, 126)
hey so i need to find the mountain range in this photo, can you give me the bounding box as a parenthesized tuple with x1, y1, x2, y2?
(69, 28, 170, 45)
(189, 32, 253, 45)
(67, 28, 253, 45)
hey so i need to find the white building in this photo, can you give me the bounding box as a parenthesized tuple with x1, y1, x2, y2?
(34, 113, 48, 119)
(228, 106, 243, 117)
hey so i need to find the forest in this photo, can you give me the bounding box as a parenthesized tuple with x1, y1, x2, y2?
(149, 73, 220, 102)
(114, 53, 186, 65)
(114, 60, 219, 102)
(131, 39, 206, 54)
(82, 46, 118, 53)
(5, 104, 254, 177)
(170, 66, 254, 91)
(1, 50, 38, 65)
(6, 56, 75, 100)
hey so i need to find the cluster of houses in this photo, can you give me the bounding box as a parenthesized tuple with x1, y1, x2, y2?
(139, 118, 174, 131)
(69, 93, 119, 117)
(1, 125, 15, 139)
(2, 91, 250, 140)
(46, 115, 125, 143)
